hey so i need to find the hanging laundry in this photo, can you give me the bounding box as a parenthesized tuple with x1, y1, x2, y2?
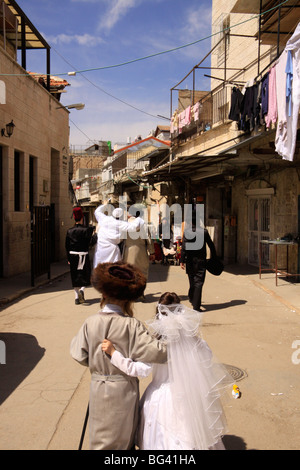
(178, 105, 191, 133)
(275, 21, 300, 162)
(265, 65, 277, 129)
(285, 50, 293, 117)
(170, 110, 179, 134)
(228, 86, 244, 122)
(254, 81, 262, 127)
(261, 72, 269, 119)
(178, 110, 185, 134)
(192, 101, 201, 122)
(275, 50, 288, 154)
(239, 83, 260, 132)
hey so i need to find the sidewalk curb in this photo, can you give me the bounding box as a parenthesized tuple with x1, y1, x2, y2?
(251, 279, 300, 316)
(0, 270, 70, 308)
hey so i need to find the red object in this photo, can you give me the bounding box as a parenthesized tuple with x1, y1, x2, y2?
(73, 207, 83, 221)
(154, 242, 163, 261)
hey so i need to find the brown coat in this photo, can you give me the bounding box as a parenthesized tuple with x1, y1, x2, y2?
(123, 217, 154, 280)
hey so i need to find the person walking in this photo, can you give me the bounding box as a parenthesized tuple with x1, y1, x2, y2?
(93, 202, 144, 267)
(159, 217, 174, 264)
(70, 262, 167, 450)
(102, 292, 232, 450)
(65, 207, 94, 305)
(180, 223, 217, 311)
(122, 209, 155, 294)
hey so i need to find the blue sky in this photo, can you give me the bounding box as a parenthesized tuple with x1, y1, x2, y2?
(18, 0, 213, 148)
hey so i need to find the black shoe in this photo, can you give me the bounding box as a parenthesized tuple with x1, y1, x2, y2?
(78, 290, 85, 304)
(75, 299, 80, 305)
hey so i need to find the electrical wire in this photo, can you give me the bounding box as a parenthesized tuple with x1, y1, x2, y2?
(52, 45, 165, 120)
(0, 0, 291, 78)
(57, 0, 291, 76)
(69, 117, 93, 142)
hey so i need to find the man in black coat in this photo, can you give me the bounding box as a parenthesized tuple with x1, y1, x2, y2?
(180, 224, 216, 311)
(66, 207, 94, 304)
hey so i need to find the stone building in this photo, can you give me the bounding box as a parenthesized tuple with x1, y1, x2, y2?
(70, 141, 110, 222)
(143, 0, 300, 276)
(0, 0, 73, 278)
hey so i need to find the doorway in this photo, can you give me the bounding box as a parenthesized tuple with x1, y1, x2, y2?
(248, 196, 271, 266)
(0, 147, 2, 277)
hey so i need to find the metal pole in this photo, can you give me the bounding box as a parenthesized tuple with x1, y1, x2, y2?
(78, 404, 89, 450)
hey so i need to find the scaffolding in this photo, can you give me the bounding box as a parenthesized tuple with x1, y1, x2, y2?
(170, 0, 300, 139)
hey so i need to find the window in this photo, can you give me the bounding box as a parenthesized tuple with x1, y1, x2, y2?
(212, 14, 230, 67)
(29, 156, 37, 210)
(14, 151, 20, 211)
(14, 151, 24, 212)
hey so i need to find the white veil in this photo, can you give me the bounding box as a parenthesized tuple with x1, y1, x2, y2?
(146, 303, 233, 450)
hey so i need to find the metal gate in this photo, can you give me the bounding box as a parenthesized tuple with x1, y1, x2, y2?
(31, 206, 51, 286)
(0, 147, 3, 278)
(248, 197, 271, 266)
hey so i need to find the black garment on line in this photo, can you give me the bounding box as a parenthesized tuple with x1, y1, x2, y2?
(239, 82, 262, 132)
(228, 87, 244, 122)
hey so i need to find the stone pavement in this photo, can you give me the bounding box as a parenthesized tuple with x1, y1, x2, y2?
(0, 260, 299, 450)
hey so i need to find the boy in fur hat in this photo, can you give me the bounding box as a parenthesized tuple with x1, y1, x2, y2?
(70, 262, 167, 450)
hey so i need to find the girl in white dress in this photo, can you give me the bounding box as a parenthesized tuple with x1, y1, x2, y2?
(102, 292, 233, 450)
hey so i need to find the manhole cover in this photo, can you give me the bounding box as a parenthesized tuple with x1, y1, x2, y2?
(223, 364, 247, 382)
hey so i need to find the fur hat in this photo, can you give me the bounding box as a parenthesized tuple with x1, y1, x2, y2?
(73, 207, 83, 222)
(91, 262, 146, 301)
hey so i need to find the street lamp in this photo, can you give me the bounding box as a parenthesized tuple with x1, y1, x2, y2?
(65, 103, 85, 110)
(56, 103, 85, 111)
(1, 120, 15, 138)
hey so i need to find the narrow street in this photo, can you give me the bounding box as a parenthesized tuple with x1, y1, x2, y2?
(0, 263, 300, 450)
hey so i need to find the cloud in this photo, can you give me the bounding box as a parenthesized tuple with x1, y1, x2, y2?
(184, 5, 212, 39)
(46, 33, 104, 46)
(97, 0, 142, 33)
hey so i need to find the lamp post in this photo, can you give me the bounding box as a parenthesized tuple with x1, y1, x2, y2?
(56, 103, 85, 111)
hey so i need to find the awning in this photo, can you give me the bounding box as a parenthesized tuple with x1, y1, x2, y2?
(142, 129, 282, 181)
(3, 0, 51, 50)
(143, 153, 236, 180)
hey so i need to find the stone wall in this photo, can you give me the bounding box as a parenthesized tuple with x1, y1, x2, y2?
(0, 47, 73, 276)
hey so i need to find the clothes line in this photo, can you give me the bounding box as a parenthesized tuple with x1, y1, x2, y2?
(228, 21, 300, 162)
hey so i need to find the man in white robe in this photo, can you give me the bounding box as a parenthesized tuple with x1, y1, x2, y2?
(93, 203, 144, 267)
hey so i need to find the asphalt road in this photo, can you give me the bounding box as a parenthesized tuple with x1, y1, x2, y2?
(0, 263, 299, 450)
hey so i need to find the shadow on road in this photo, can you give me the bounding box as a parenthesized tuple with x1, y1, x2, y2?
(203, 299, 247, 311)
(223, 434, 248, 450)
(0, 332, 45, 405)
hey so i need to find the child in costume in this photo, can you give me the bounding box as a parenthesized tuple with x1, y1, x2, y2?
(102, 292, 233, 450)
(70, 262, 167, 450)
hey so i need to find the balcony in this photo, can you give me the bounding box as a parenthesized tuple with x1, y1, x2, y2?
(170, 1, 300, 156)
